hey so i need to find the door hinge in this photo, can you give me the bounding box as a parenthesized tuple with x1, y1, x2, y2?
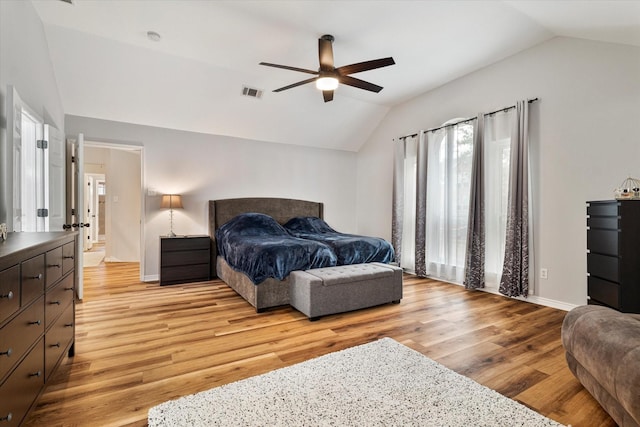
(37, 208, 49, 218)
(37, 139, 48, 149)
(71, 156, 76, 163)
(71, 208, 76, 216)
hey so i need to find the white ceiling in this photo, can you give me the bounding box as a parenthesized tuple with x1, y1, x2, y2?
(32, 0, 640, 152)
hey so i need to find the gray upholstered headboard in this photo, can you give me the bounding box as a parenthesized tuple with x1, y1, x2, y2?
(208, 197, 324, 277)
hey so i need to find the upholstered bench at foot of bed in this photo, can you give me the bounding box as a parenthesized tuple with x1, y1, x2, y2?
(289, 263, 403, 320)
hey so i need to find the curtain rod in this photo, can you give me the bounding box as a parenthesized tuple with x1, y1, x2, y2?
(396, 98, 539, 141)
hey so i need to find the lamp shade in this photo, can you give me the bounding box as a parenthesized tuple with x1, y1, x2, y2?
(160, 194, 183, 209)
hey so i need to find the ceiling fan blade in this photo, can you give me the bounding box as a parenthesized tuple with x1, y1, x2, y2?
(339, 75, 383, 93)
(273, 77, 318, 92)
(322, 90, 334, 103)
(336, 57, 395, 75)
(259, 62, 318, 75)
(318, 35, 334, 71)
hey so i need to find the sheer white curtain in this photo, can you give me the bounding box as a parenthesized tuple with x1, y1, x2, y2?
(393, 135, 418, 272)
(424, 122, 473, 283)
(483, 110, 513, 288)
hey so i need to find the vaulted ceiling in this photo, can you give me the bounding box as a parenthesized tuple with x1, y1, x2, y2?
(32, 0, 640, 152)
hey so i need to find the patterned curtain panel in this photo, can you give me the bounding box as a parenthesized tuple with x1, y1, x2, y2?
(414, 132, 427, 276)
(499, 100, 530, 297)
(463, 114, 485, 290)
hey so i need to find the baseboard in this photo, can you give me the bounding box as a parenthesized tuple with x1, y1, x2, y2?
(144, 274, 159, 282)
(420, 275, 579, 312)
(474, 285, 578, 312)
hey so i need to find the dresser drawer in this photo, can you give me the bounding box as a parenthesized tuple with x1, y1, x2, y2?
(587, 229, 619, 256)
(45, 304, 74, 381)
(587, 253, 619, 283)
(587, 215, 619, 230)
(45, 246, 64, 288)
(0, 265, 20, 325)
(0, 296, 45, 382)
(45, 274, 74, 327)
(587, 202, 618, 217)
(588, 276, 619, 309)
(21, 255, 45, 307)
(0, 338, 44, 427)
(62, 241, 75, 276)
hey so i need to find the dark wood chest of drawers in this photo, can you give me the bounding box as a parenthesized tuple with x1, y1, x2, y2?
(0, 232, 77, 426)
(586, 200, 640, 313)
(159, 235, 211, 285)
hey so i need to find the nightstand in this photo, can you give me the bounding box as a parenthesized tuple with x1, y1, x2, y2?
(159, 235, 211, 285)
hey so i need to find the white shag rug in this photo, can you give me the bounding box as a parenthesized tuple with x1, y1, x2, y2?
(148, 337, 564, 427)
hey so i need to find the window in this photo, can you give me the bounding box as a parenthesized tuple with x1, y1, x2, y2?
(424, 120, 473, 283)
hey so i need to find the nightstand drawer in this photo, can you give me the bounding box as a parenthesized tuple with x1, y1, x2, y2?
(160, 264, 210, 285)
(161, 249, 211, 267)
(161, 237, 210, 252)
(587, 202, 618, 217)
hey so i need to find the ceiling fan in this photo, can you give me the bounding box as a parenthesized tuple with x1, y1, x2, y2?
(259, 34, 395, 103)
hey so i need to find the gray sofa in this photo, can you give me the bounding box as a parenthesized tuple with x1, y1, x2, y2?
(561, 305, 640, 427)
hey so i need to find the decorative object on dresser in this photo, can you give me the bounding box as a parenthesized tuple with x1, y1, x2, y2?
(0, 232, 77, 427)
(160, 194, 183, 237)
(159, 236, 211, 286)
(614, 176, 640, 200)
(586, 200, 640, 313)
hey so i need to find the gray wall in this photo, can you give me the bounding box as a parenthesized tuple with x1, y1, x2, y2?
(65, 115, 358, 280)
(0, 0, 65, 227)
(356, 36, 640, 309)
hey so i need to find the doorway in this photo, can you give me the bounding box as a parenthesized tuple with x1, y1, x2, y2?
(82, 142, 144, 274)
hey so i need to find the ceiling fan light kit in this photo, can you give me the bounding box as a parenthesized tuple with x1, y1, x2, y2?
(260, 34, 395, 102)
(316, 76, 339, 91)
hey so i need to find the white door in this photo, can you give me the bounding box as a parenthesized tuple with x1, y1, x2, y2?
(67, 134, 86, 300)
(46, 124, 66, 231)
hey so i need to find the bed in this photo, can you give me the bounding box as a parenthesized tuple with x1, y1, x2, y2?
(209, 197, 326, 312)
(208, 197, 398, 313)
(283, 216, 394, 265)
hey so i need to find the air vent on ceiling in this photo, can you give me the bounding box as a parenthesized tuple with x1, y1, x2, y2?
(242, 86, 263, 99)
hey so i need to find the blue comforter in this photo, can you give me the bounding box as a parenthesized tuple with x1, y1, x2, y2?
(283, 216, 395, 265)
(216, 213, 337, 284)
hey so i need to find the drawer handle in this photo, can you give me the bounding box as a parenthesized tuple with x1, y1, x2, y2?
(28, 320, 42, 326)
(0, 348, 12, 357)
(29, 273, 43, 280)
(64, 323, 74, 328)
(50, 300, 61, 305)
(0, 413, 12, 422)
(0, 291, 13, 300)
(48, 263, 62, 268)
(63, 255, 74, 260)
(29, 371, 42, 378)
(64, 287, 74, 291)
(51, 342, 61, 348)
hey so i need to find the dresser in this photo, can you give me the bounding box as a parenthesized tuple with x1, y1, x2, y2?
(159, 235, 211, 285)
(586, 200, 640, 313)
(0, 232, 77, 426)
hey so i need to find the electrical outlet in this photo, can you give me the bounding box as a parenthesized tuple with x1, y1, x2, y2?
(540, 268, 548, 279)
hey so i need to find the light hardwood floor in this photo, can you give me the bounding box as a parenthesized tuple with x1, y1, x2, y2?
(23, 262, 614, 427)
